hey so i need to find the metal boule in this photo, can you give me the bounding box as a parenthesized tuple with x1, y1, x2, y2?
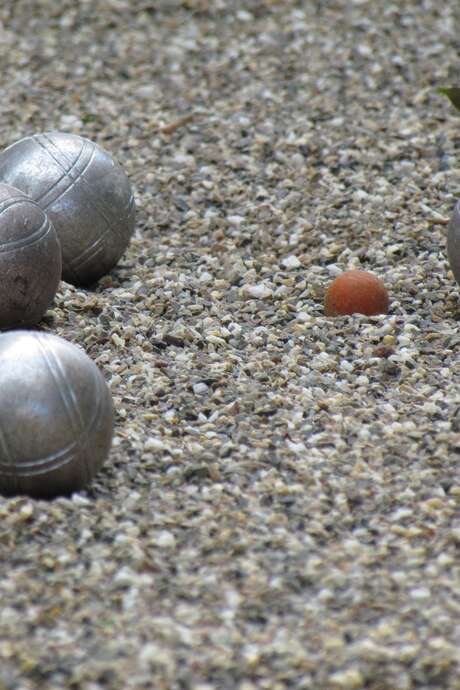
(0, 331, 114, 498)
(0, 182, 61, 329)
(0, 132, 136, 286)
(448, 200, 460, 287)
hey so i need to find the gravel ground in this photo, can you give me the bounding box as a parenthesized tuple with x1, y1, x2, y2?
(1, 1, 460, 689)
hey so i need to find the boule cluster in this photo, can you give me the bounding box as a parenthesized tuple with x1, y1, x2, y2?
(0, 131, 135, 498)
(0, 132, 135, 286)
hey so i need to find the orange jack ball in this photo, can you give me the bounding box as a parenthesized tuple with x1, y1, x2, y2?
(324, 270, 389, 317)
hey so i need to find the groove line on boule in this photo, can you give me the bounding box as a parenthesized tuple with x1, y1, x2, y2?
(0, 372, 105, 477)
(34, 334, 103, 482)
(37, 138, 97, 212)
(40, 336, 85, 430)
(40, 133, 128, 241)
(34, 136, 86, 205)
(70, 234, 107, 270)
(0, 215, 52, 254)
(0, 197, 32, 217)
(34, 334, 83, 447)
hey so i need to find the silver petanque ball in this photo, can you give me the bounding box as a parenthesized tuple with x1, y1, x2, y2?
(0, 183, 61, 329)
(448, 200, 460, 286)
(0, 132, 136, 286)
(0, 331, 114, 498)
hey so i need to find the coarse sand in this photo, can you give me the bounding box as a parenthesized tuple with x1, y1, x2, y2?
(1, 1, 460, 689)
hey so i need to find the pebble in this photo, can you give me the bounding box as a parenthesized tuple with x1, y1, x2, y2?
(281, 255, 302, 269)
(242, 283, 273, 299)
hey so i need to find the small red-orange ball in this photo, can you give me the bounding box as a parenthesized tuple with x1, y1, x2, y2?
(324, 270, 389, 317)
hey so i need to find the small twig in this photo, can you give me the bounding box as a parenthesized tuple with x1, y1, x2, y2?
(159, 114, 195, 134)
(420, 203, 450, 226)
